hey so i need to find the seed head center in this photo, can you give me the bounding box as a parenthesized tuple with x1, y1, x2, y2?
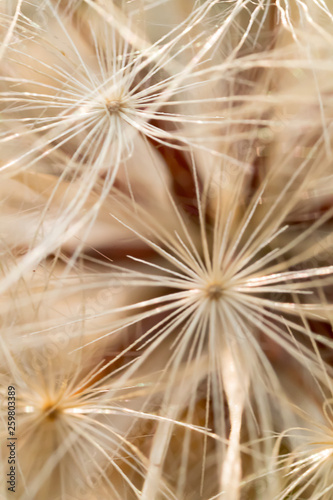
(43, 402, 61, 421)
(206, 283, 224, 300)
(106, 99, 122, 114)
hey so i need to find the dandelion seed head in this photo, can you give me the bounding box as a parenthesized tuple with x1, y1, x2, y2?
(2, 0, 333, 498)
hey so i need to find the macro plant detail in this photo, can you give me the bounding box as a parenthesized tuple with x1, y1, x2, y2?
(1, 1, 333, 499)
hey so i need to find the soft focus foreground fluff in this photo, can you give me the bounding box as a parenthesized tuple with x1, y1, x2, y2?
(1, 1, 333, 499)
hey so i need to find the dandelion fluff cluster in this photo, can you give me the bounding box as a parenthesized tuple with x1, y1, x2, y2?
(1, 0, 333, 499)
